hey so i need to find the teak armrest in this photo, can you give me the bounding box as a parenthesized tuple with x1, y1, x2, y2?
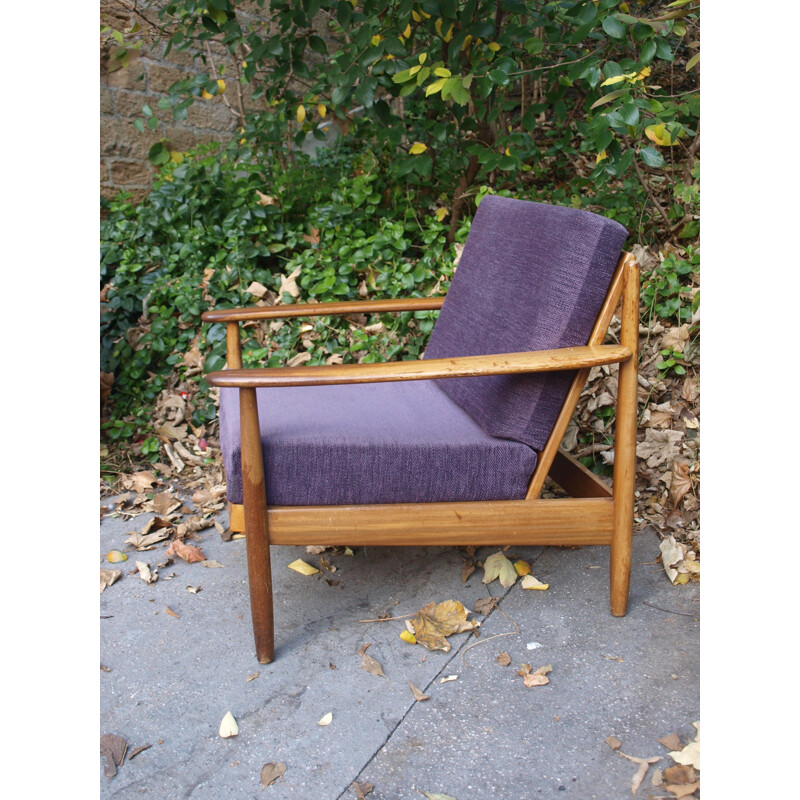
(201, 296, 445, 324)
(206, 344, 631, 389)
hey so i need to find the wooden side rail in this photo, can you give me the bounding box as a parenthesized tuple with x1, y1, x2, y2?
(206, 344, 632, 389)
(201, 296, 445, 324)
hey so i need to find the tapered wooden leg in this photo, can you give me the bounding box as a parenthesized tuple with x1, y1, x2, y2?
(610, 255, 639, 616)
(240, 387, 274, 663)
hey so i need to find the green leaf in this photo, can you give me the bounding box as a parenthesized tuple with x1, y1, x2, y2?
(602, 15, 627, 39)
(132, 118, 145, 133)
(308, 35, 328, 55)
(524, 37, 544, 55)
(618, 102, 639, 126)
(640, 146, 665, 168)
(148, 142, 170, 166)
(685, 52, 700, 71)
(589, 88, 627, 110)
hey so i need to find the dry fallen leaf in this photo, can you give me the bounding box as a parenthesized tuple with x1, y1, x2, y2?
(318, 712, 333, 726)
(100, 734, 128, 779)
(473, 596, 498, 616)
(461, 562, 476, 582)
(669, 721, 700, 770)
(127, 743, 152, 760)
(135, 561, 158, 584)
(618, 752, 661, 795)
(186, 585, 201, 594)
(513, 559, 532, 576)
(521, 663, 552, 687)
(164, 605, 180, 618)
(521, 575, 549, 591)
(219, 711, 239, 738)
(125, 528, 171, 550)
(496, 652, 511, 667)
(482, 551, 518, 588)
(247, 672, 259, 682)
(605, 736, 622, 750)
(440, 675, 458, 683)
(669, 461, 693, 508)
(358, 643, 386, 679)
(202, 560, 225, 568)
(288, 558, 320, 575)
(165, 540, 206, 563)
(100, 569, 121, 593)
(665, 781, 699, 798)
(409, 681, 429, 701)
(410, 600, 479, 652)
(422, 793, 457, 800)
(106, 550, 127, 563)
(352, 781, 374, 799)
(663, 765, 697, 785)
(658, 733, 682, 751)
(260, 762, 286, 788)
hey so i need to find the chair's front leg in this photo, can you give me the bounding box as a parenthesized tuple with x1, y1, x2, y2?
(240, 387, 275, 663)
(610, 255, 640, 616)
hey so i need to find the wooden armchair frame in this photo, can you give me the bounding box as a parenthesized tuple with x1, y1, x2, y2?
(202, 252, 639, 664)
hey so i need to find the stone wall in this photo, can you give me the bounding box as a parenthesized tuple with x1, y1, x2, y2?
(100, 2, 263, 205)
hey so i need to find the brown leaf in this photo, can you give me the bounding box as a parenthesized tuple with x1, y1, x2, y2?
(124, 471, 158, 493)
(521, 663, 552, 687)
(681, 376, 699, 403)
(352, 781, 374, 799)
(358, 644, 386, 679)
(164, 605, 180, 618)
(605, 736, 622, 750)
(665, 782, 699, 798)
(668, 461, 693, 508)
(247, 672, 259, 682)
(658, 733, 682, 751)
(152, 491, 179, 516)
(135, 561, 158, 585)
(473, 596, 498, 616)
(303, 227, 321, 245)
(260, 762, 286, 788)
(409, 681, 429, 701)
(128, 744, 152, 760)
(247, 281, 269, 298)
(100, 569, 121, 594)
(496, 652, 511, 667)
(663, 765, 697, 784)
(165, 540, 206, 563)
(410, 600, 479, 652)
(100, 734, 128, 779)
(618, 752, 661, 796)
(461, 562, 476, 583)
(256, 190, 279, 207)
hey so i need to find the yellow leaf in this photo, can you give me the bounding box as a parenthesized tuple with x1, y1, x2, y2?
(409, 141, 427, 154)
(216, 79, 226, 94)
(288, 558, 319, 575)
(201, 89, 213, 100)
(410, 600, 479, 652)
(620, 2, 629, 11)
(317, 712, 333, 726)
(513, 560, 531, 576)
(371, 34, 381, 46)
(504, 147, 511, 156)
(435, 18, 443, 36)
(418, 52, 428, 64)
(634, 65, 651, 83)
(219, 711, 238, 738)
(461, 34, 473, 51)
(435, 207, 448, 222)
(403, 24, 411, 38)
(600, 74, 627, 87)
(482, 551, 517, 588)
(409, 64, 422, 76)
(106, 550, 127, 563)
(399, 629, 417, 644)
(296, 104, 306, 124)
(433, 67, 451, 78)
(645, 123, 673, 146)
(419, 9, 431, 19)
(521, 574, 549, 591)
(412, 10, 421, 22)
(242, 60, 247, 68)
(424, 77, 447, 96)
(596, 150, 607, 164)
(488, 42, 501, 52)
(169, 151, 184, 164)
(317, 103, 327, 118)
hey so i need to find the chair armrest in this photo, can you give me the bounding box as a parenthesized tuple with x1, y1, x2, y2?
(201, 296, 445, 324)
(205, 344, 632, 388)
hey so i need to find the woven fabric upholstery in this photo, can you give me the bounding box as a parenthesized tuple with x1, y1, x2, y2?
(424, 195, 628, 451)
(220, 380, 537, 506)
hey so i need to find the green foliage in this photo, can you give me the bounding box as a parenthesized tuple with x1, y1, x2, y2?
(640, 249, 699, 325)
(129, 0, 699, 242)
(101, 140, 461, 434)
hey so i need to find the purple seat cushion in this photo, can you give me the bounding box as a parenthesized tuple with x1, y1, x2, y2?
(424, 195, 628, 451)
(220, 380, 537, 506)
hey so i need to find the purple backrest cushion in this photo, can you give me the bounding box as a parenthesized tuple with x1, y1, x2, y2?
(424, 195, 628, 451)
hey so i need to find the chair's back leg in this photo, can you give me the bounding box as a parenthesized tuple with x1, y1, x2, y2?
(240, 386, 275, 663)
(610, 255, 639, 616)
